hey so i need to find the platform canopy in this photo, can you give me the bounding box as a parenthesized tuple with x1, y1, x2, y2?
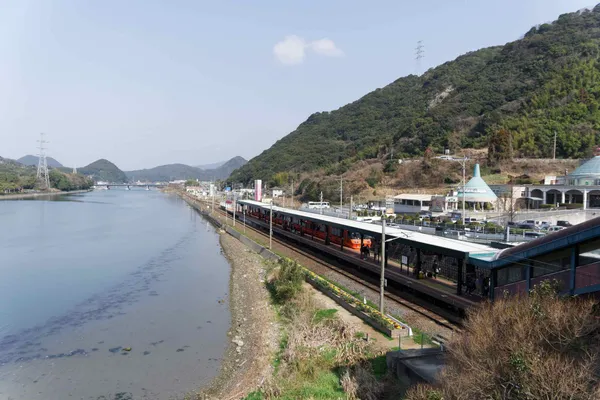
(456, 164, 498, 203)
(239, 199, 498, 260)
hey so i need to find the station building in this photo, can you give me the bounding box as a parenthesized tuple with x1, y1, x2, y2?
(491, 156, 600, 210)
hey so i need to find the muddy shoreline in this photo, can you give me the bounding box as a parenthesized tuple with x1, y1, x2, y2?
(192, 232, 278, 400)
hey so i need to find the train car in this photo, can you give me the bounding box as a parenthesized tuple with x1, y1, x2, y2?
(244, 208, 372, 250)
(219, 200, 233, 212)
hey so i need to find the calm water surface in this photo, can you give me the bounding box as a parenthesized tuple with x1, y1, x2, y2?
(0, 190, 231, 399)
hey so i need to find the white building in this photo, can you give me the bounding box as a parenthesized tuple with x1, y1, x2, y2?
(490, 156, 600, 210)
(393, 194, 433, 214)
(271, 188, 285, 198)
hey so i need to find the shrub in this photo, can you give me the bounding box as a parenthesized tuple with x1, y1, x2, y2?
(271, 259, 304, 304)
(405, 281, 600, 400)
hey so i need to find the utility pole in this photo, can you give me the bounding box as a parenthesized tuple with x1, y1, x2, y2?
(320, 191, 324, 215)
(269, 200, 273, 250)
(350, 195, 353, 220)
(456, 156, 467, 226)
(553, 130, 557, 160)
(380, 217, 386, 314)
(36, 133, 50, 190)
(233, 196, 236, 227)
(340, 176, 343, 215)
(290, 179, 294, 209)
(211, 182, 215, 215)
(462, 158, 466, 226)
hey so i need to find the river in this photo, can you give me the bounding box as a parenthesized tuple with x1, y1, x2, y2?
(0, 190, 231, 399)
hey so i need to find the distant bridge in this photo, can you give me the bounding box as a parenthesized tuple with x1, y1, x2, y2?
(93, 183, 167, 190)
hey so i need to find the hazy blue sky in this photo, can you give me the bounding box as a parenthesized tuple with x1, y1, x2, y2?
(1, 0, 593, 170)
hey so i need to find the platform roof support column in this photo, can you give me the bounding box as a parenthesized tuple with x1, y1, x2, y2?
(416, 248, 421, 275)
(311, 223, 315, 240)
(526, 262, 532, 293)
(457, 258, 466, 295)
(569, 245, 580, 295)
(490, 269, 497, 301)
(340, 230, 344, 251)
(325, 225, 330, 245)
(385, 242, 389, 269)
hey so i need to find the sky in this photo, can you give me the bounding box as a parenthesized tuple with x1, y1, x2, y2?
(0, 0, 594, 170)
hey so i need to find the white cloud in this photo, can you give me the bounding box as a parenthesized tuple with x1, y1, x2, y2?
(273, 36, 344, 65)
(310, 38, 344, 57)
(273, 35, 307, 65)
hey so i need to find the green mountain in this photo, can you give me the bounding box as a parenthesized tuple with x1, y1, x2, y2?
(231, 5, 600, 184)
(17, 155, 63, 168)
(1, 156, 92, 192)
(125, 156, 247, 182)
(79, 159, 128, 183)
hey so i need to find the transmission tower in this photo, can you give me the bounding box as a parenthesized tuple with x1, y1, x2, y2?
(415, 40, 425, 75)
(36, 133, 50, 190)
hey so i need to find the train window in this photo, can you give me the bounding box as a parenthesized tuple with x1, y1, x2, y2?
(350, 232, 360, 239)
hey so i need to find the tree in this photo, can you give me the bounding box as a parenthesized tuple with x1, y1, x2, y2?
(406, 281, 600, 400)
(184, 179, 197, 187)
(488, 128, 513, 165)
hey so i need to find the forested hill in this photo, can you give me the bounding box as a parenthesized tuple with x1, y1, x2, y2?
(231, 5, 600, 184)
(17, 155, 63, 168)
(79, 159, 128, 183)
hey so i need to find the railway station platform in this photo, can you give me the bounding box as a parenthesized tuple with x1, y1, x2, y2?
(236, 200, 498, 313)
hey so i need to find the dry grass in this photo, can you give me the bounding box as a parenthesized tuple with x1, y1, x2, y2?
(259, 264, 386, 399)
(406, 282, 600, 400)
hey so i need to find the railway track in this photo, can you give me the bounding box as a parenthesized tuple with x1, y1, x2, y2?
(197, 200, 460, 333)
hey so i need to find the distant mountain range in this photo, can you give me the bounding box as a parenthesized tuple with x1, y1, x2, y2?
(195, 161, 226, 170)
(17, 155, 63, 168)
(8, 155, 247, 184)
(125, 156, 247, 182)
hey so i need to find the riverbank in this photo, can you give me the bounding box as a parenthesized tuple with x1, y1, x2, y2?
(191, 233, 279, 400)
(0, 189, 92, 201)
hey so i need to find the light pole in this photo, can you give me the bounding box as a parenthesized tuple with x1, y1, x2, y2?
(233, 196, 236, 227)
(380, 217, 386, 313)
(269, 200, 273, 250)
(379, 225, 409, 314)
(454, 156, 467, 226)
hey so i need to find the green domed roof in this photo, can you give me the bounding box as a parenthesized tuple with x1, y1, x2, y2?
(457, 164, 498, 202)
(569, 156, 600, 177)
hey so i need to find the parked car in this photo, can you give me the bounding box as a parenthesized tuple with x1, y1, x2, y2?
(518, 223, 537, 230)
(556, 220, 573, 227)
(524, 231, 546, 239)
(539, 221, 551, 230)
(546, 225, 565, 233)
